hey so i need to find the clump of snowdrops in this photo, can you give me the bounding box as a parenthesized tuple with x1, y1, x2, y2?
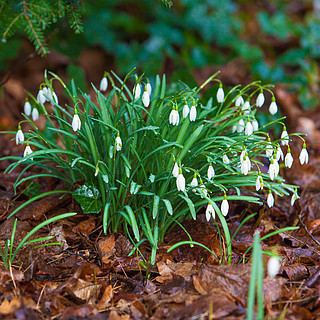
(4, 69, 307, 264)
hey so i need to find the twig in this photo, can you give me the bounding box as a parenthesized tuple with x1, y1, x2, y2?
(298, 214, 320, 246)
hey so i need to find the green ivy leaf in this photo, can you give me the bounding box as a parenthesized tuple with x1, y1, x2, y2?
(72, 184, 102, 214)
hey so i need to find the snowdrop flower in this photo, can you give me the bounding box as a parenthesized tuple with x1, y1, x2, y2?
(252, 119, 259, 132)
(237, 118, 245, 133)
(24, 100, 32, 116)
(242, 100, 251, 113)
(32, 108, 39, 121)
(276, 145, 284, 161)
(190, 173, 198, 192)
(109, 145, 114, 158)
(255, 173, 264, 191)
(240, 148, 246, 164)
(198, 180, 208, 198)
(223, 154, 230, 164)
(142, 86, 150, 107)
(130, 181, 142, 195)
(146, 79, 152, 96)
(99, 75, 108, 92)
(291, 192, 300, 206)
(245, 120, 253, 136)
(72, 110, 81, 132)
(235, 95, 244, 107)
(206, 203, 215, 221)
(172, 162, 179, 178)
(189, 100, 196, 121)
(16, 125, 24, 145)
(256, 91, 265, 108)
(37, 88, 46, 105)
(280, 126, 289, 146)
(183, 101, 189, 118)
(240, 155, 251, 175)
(94, 166, 99, 177)
(217, 85, 224, 103)
(285, 147, 294, 168)
(23, 142, 33, 160)
(266, 139, 273, 158)
(272, 154, 280, 177)
(207, 163, 215, 180)
(267, 190, 274, 208)
(133, 83, 141, 100)
(268, 257, 281, 278)
(268, 158, 277, 180)
(221, 195, 229, 216)
(149, 173, 156, 183)
(115, 133, 122, 151)
(269, 97, 278, 115)
(169, 105, 179, 126)
(176, 168, 186, 192)
(299, 143, 309, 165)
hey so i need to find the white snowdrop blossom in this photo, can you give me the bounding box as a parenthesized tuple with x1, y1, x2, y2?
(172, 162, 179, 178)
(176, 168, 186, 192)
(189, 101, 197, 121)
(223, 154, 230, 164)
(299, 143, 309, 165)
(32, 108, 39, 121)
(291, 192, 300, 206)
(269, 97, 278, 115)
(276, 146, 284, 161)
(149, 174, 156, 183)
(23, 143, 33, 160)
(115, 133, 122, 152)
(133, 83, 141, 99)
(94, 166, 99, 177)
(235, 95, 244, 107)
(142, 86, 150, 107)
(266, 139, 273, 158)
(256, 173, 264, 191)
(190, 174, 198, 192)
(267, 190, 274, 208)
(207, 164, 215, 180)
(245, 120, 253, 136)
(99, 76, 108, 91)
(24, 100, 32, 116)
(237, 118, 245, 133)
(256, 91, 265, 107)
(280, 127, 289, 146)
(285, 148, 294, 168)
(16, 126, 24, 145)
(221, 196, 229, 216)
(217, 86, 225, 103)
(72, 112, 81, 132)
(268, 158, 277, 180)
(109, 145, 114, 158)
(268, 257, 281, 278)
(242, 101, 251, 113)
(206, 203, 215, 221)
(272, 154, 280, 177)
(146, 79, 152, 96)
(169, 106, 179, 126)
(240, 155, 251, 175)
(252, 119, 259, 132)
(199, 182, 208, 198)
(183, 102, 189, 118)
(240, 149, 246, 164)
(37, 88, 46, 105)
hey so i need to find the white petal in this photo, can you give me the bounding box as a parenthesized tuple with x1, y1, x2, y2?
(237, 119, 245, 133)
(183, 104, 189, 118)
(172, 163, 179, 178)
(252, 119, 259, 132)
(245, 121, 253, 136)
(24, 101, 32, 116)
(285, 152, 293, 168)
(235, 95, 244, 107)
(169, 110, 175, 125)
(16, 129, 24, 145)
(134, 84, 141, 99)
(255, 175, 261, 191)
(242, 101, 250, 113)
(72, 114, 81, 131)
(115, 136, 122, 151)
(146, 82, 152, 96)
(176, 173, 185, 192)
(267, 192, 274, 207)
(32, 108, 39, 121)
(190, 105, 196, 121)
(267, 257, 280, 277)
(206, 203, 215, 221)
(100, 77, 108, 91)
(221, 199, 229, 216)
(269, 101, 278, 115)
(207, 165, 215, 180)
(142, 91, 150, 107)
(256, 92, 265, 107)
(281, 130, 289, 146)
(223, 155, 230, 164)
(217, 87, 225, 103)
(299, 148, 309, 165)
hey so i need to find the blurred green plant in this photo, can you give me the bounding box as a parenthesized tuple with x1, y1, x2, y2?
(2, 69, 305, 264)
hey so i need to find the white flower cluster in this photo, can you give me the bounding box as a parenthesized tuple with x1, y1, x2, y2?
(132, 78, 152, 108)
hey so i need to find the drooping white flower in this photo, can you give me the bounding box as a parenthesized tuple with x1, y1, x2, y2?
(256, 91, 265, 108)
(207, 163, 215, 180)
(142, 86, 150, 107)
(268, 158, 277, 180)
(16, 126, 24, 145)
(245, 120, 253, 136)
(267, 190, 274, 208)
(172, 162, 179, 178)
(235, 95, 244, 107)
(42, 87, 52, 101)
(276, 145, 284, 161)
(183, 101, 189, 118)
(173, 106, 180, 126)
(221, 195, 229, 216)
(291, 192, 300, 206)
(217, 85, 225, 103)
(299, 143, 309, 165)
(169, 108, 176, 125)
(37, 88, 46, 105)
(146, 79, 152, 96)
(189, 101, 196, 121)
(223, 154, 230, 164)
(72, 112, 81, 132)
(149, 173, 156, 183)
(280, 126, 289, 146)
(23, 142, 33, 160)
(240, 148, 246, 164)
(285, 147, 293, 168)
(267, 256, 281, 278)
(32, 108, 39, 121)
(237, 118, 245, 133)
(24, 100, 32, 116)
(190, 173, 198, 192)
(242, 100, 251, 113)
(206, 203, 215, 221)
(176, 168, 186, 192)
(269, 97, 278, 115)
(272, 154, 279, 177)
(133, 83, 141, 99)
(240, 155, 251, 175)
(252, 119, 259, 132)
(115, 133, 122, 151)
(94, 166, 99, 177)
(255, 173, 263, 191)
(100, 76, 108, 91)
(130, 181, 142, 195)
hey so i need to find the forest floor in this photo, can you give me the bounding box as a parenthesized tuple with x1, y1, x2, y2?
(1, 46, 320, 320)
